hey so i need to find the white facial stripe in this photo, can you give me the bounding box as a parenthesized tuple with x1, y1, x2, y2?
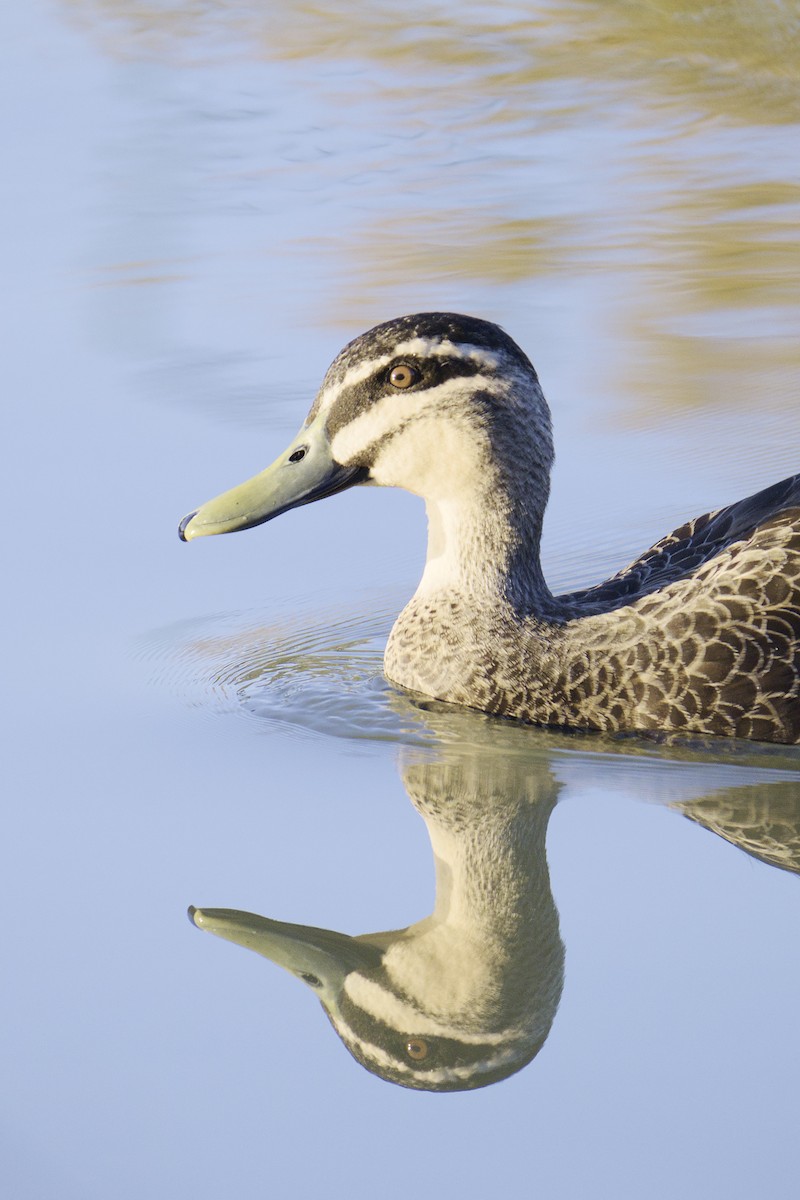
(330, 372, 506, 465)
(331, 1017, 531, 1086)
(314, 339, 502, 416)
(343, 972, 517, 1046)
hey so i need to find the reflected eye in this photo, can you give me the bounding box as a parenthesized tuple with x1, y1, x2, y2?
(406, 1038, 429, 1061)
(289, 447, 307, 463)
(389, 364, 420, 389)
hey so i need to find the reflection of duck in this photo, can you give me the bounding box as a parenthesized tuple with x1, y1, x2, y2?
(180, 312, 800, 742)
(189, 728, 800, 1091)
(676, 781, 800, 875)
(191, 753, 564, 1092)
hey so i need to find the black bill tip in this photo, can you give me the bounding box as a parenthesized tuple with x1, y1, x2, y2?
(178, 512, 197, 542)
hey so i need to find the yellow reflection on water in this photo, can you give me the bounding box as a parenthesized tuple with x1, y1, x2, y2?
(63, 0, 800, 417)
(345, 211, 577, 288)
(65, 0, 800, 121)
(614, 175, 800, 412)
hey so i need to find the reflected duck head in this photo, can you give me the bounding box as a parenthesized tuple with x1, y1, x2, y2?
(188, 904, 552, 1092)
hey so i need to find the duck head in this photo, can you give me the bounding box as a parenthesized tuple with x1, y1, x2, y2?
(178, 312, 552, 543)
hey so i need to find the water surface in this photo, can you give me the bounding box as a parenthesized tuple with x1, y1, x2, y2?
(4, 1, 800, 1196)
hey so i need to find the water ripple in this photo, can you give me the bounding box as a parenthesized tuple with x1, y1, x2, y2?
(139, 597, 800, 774)
(139, 597, 437, 747)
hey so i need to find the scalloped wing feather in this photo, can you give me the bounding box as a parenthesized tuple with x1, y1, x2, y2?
(560, 488, 800, 743)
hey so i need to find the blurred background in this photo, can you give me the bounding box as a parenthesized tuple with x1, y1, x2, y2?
(3, 2, 799, 1197)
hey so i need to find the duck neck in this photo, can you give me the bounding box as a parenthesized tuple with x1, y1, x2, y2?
(387, 756, 564, 1035)
(417, 467, 552, 614)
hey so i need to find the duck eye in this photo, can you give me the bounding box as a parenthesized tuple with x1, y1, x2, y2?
(299, 972, 322, 988)
(389, 364, 420, 389)
(289, 447, 307, 463)
(406, 1038, 429, 1061)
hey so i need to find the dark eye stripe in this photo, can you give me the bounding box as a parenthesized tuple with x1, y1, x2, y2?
(334, 987, 507, 1072)
(323, 355, 491, 438)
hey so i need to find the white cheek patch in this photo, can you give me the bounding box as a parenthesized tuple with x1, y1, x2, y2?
(315, 340, 502, 416)
(330, 371, 505, 465)
(342, 973, 514, 1046)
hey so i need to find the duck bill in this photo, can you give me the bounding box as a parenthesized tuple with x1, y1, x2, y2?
(179, 414, 367, 542)
(189, 906, 383, 990)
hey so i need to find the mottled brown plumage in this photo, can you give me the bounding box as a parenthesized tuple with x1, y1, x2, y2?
(677, 778, 800, 875)
(387, 476, 800, 742)
(180, 313, 800, 744)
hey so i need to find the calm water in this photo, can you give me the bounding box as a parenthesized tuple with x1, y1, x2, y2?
(4, 0, 800, 1195)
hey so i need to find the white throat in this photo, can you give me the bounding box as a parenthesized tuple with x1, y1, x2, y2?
(370, 417, 515, 599)
(418, 494, 512, 596)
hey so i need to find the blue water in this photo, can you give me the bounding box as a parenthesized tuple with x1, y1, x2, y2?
(4, 2, 800, 1197)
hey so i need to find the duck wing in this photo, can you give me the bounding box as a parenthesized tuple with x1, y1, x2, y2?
(559, 476, 800, 743)
(561, 474, 800, 615)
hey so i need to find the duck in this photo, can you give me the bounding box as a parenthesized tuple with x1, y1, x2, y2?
(187, 736, 800, 1091)
(190, 748, 564, 1092)
(179, 312, 800, 744)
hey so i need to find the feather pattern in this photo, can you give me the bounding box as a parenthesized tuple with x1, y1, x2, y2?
(181, 312, 800, 744)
